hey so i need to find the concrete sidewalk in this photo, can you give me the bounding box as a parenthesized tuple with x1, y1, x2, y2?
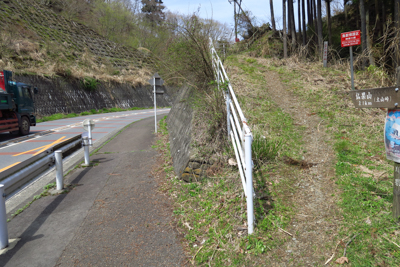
(0, 116, 186, 267)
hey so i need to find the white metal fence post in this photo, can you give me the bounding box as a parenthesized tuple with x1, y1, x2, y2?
(245, 133, 254, 234)
(226, 94, 231, 136)
(0, 184, 8, 249)
(217, 62, 220, 91)
(55, 150, 63, 190)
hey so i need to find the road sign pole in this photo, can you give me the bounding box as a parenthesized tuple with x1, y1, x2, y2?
(393, 164, 400, 220)
(154, 76, 157, 133)
(350, 46, 355, 90)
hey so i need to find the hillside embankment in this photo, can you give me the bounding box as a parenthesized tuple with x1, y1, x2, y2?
(0, 0, 174, 115)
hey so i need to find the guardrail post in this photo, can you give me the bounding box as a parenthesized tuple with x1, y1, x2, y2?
(82, 134, 90, 166)
(245, 133, 254, 234)
(0, 184, 8, 249)
(55, 150, 63, 190)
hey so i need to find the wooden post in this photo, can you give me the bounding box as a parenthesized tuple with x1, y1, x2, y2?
(394, 163, 400, 220)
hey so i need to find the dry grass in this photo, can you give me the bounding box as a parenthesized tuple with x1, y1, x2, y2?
(0, 31, 154, 87)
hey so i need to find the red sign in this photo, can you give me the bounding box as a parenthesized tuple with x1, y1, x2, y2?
(341, 30, 361, 47)
(0, 72, 5, 91)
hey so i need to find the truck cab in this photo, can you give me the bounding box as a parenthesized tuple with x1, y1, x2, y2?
(0, 70, 37, 135)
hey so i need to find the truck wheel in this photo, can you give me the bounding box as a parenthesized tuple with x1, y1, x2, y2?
(19, 117, 30, 136)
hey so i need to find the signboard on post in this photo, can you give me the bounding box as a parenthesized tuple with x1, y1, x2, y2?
(350, 84, 400, 219)
(341, 30, 361, 47)
(323, 41, 328, 68)
(349, 86, 400, 109)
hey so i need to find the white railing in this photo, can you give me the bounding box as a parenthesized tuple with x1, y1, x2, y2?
(210, 39, 254, 234)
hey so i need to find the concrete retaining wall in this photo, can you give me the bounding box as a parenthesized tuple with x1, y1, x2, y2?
(15, 74, 173, 116)
(166, 86, 193, 179)
(166, 87, 214, 182)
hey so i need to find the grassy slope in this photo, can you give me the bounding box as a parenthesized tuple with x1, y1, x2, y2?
(156, 48, 400, 265)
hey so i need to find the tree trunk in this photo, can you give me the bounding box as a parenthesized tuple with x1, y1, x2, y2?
(288, 0, 292, 38)
(234, 2, 237, 40)
(298, 0, 301, 44)
(290, 0, 296, 47)
(270, 0, 276, 31)
(366, 4, 375, 66)
(317, 0, 323, 58)
(344, 0, 348, 25)
(283, 0, 288, 58)
(382, 0, 386, 32)
(326, 0, 332, 46)
(395, 0, 400, 80)
(307, 0, 314, 43)
(360, 0, 368, 68)
(308, 0, 313, 32)
(374, 0, 381, 37)
(302, 0, 307, 45)
(313, 0, 318, 46)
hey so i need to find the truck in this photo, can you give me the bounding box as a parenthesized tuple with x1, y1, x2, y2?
(0, 70, 37, 136)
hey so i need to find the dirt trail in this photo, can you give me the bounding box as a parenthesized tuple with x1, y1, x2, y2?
(264, 70, 341, 265)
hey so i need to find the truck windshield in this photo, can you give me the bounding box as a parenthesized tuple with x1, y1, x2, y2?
(18, 86, 33, 100)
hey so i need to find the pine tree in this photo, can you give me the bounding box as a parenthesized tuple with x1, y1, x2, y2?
(141, 0, 165, 25)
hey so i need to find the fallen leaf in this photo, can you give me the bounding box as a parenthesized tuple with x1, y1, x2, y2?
(183, 222, 193, 230)
(335, 257, 349, 264)
(228, 158, 237, 166)
(365, 217, 371, 225)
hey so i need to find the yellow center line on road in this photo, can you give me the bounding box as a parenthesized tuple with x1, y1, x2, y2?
(13, 136, 68, 157)
(0, 162, 21, 173)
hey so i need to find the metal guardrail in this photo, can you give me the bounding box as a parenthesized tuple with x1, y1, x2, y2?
(210, 39, 254, 234)
(0, 135, 82, 196)
(0, 134, 83, 249)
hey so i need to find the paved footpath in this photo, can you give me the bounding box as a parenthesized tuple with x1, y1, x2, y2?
(0, 116, 186, 267)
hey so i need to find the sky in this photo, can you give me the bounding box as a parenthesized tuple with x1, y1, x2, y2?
(165, 0, 281, 29)
(165, 0, 343, 33)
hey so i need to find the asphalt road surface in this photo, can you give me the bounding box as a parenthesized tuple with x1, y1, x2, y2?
(0, 109, 170, 172)
(0, 114, 186, 266)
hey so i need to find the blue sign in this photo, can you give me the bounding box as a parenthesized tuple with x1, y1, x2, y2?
(385, 109, 400, 162)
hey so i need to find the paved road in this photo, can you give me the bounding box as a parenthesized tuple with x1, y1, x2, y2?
(0, 115, 186, 266)
(0, 109, 170, 172)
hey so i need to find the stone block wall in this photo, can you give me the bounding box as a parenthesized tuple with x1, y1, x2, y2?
(15, 74, 173, 116)
(166, 86, 215, 182)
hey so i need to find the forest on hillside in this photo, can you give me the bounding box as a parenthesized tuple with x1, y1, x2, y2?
(38, 0, 400, 77)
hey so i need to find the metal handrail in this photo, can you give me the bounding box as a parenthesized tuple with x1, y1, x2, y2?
(0, 134, 83, 249)
(210, 38, 254, 234)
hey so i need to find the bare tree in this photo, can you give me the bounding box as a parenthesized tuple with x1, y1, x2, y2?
(395, 0, 400, 83)
(360, 0, 367, 68)
(270, 0, 276, 31)
(317, 0, 323, 57)
(313, 0, 318, 46)
(288, 0, 296, 47)
(325, 0, 332, 45)
(302, 0, 306, 45)
(298, 0, 302, 44)
(365, 3, 374, 66)
(283, 0, 288, 58)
